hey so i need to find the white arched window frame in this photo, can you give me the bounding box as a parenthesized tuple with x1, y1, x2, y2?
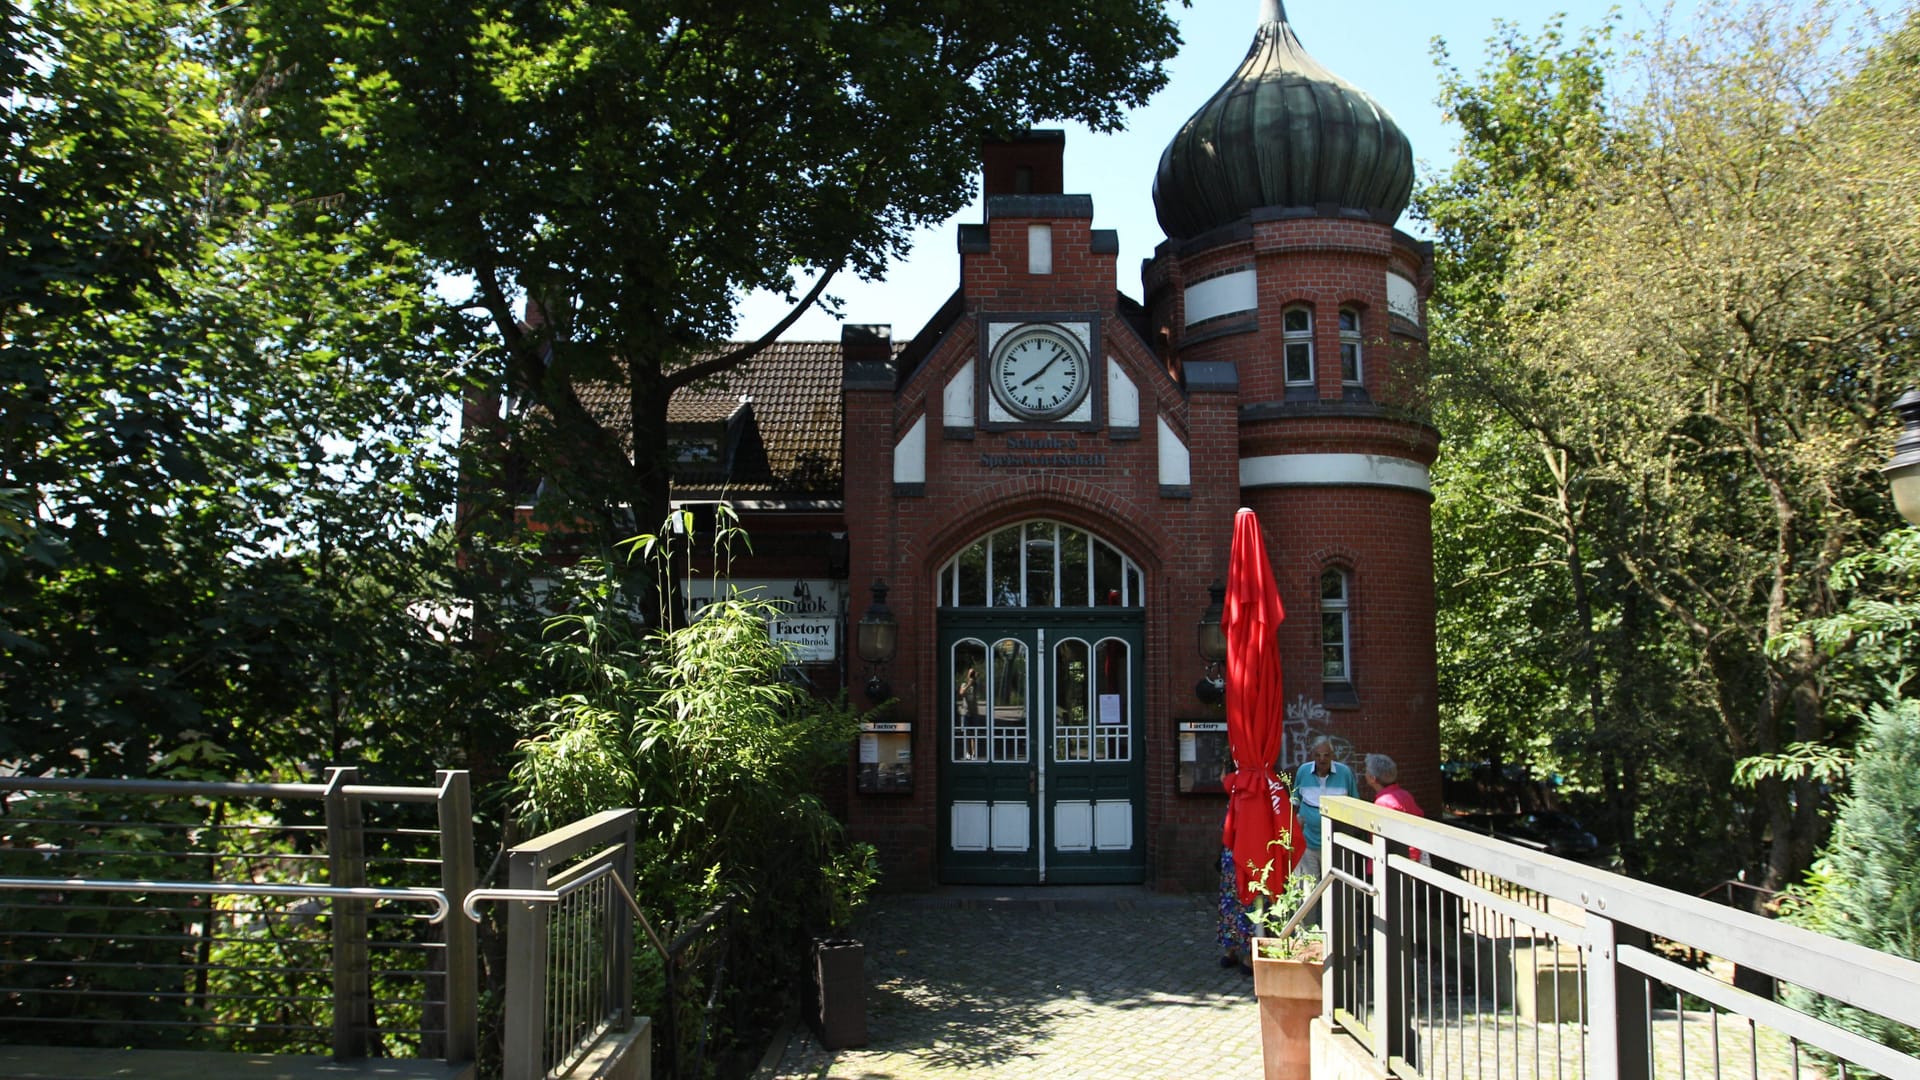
(1283, 306, 1315, 387)
(1321, 567, 1352, 684)
(1338, 308, 1363, 386)
(1050, 635, 1133, 764)
(948, 636, 1031, 765)
(937, 520, 1145, 608)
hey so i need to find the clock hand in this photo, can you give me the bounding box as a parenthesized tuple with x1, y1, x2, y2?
(1021, 347, 1065, 386)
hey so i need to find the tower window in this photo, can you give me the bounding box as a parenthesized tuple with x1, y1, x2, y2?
(1283, 307, 1313, 386)
(1338, 309, 1362, 385)
(1321, 567, 1351, 684)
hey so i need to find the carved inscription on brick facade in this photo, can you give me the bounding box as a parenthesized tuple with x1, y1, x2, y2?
(979, 434, 1108, 469)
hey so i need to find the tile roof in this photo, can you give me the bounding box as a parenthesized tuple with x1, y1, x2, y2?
(573, 341, 848, 497)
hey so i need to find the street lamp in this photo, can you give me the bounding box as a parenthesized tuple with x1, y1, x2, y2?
(856, 579, 898, 703)
(1195, 579, 1226, 706)
(1885, 389, 1920, 527)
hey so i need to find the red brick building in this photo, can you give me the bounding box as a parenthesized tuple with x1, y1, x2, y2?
(576, 4, 1439, 890)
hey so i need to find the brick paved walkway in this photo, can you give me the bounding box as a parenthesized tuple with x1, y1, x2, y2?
(756, 887, 1262, 1080)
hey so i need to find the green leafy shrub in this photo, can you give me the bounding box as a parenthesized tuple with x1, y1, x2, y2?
(511, 520, 870, 1065)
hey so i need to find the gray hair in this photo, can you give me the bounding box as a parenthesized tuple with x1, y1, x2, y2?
(1309, 735, 1334, 752)
(1364, 753, 1398, 785)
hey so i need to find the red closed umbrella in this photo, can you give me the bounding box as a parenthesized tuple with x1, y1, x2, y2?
(1220, 507, 1305, 904)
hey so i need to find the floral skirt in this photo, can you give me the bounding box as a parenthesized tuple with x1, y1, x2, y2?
(1216, 847, 1255, 960)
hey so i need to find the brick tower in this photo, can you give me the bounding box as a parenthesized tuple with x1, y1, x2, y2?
(1144, 0, 1441, 810)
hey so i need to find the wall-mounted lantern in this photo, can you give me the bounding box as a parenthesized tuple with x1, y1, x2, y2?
(1885, 389, 1920, 527)
(1195, 579, 1226, 706)
(856, 579, 898, 703)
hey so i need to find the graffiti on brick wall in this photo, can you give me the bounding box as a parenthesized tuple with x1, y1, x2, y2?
(1281, 694, 1353, 771)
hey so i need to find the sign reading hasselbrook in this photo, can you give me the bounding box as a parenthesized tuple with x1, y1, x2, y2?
(980, 435, 1107, 469)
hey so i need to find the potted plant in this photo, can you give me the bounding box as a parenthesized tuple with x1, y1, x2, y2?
(812, 842, 880, 1050)
(1248, 851, 1326, 1080)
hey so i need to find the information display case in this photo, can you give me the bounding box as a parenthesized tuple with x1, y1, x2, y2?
(857, 721, 913, 794)
(1176, 719, 1230, 794)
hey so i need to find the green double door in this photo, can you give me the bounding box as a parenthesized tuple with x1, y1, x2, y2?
(937, 611, 1146, 884)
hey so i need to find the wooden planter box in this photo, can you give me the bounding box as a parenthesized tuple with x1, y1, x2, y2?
(1252, 938, 1324, 1080)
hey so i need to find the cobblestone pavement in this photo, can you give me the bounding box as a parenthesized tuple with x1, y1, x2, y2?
(756, 887, 1262, 1080)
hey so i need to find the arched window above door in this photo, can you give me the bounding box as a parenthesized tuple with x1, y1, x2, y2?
(938, 520, 1144, 608)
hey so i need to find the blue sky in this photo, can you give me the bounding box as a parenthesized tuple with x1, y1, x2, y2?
(734, 0, 1658, 343)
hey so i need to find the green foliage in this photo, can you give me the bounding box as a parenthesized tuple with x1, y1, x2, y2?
(514, 553, 863, 913)
(1420, 1, 1920, 891)
(240, 0, 1185, 595)
(2, 0, 491, 779)
(1246, 842, 1324, 961)
(1732, 741, 1853, 789)
(1779, 695, 1920, 1054)
(511, 518, 870, 1066)
(822, 842, 882, 934)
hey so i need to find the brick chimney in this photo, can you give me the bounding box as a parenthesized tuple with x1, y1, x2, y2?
(982, 130, 1065, 197)
(841, 324, 892, 372)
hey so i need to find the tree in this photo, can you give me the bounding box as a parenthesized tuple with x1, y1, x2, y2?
(241, 0, 1184, 619)
(1420, 2, 1920, 890)
(1, 0, 481, 775)
(1418, 17, 1694, 871)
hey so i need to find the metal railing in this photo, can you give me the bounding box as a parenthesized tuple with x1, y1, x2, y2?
(477, 809, 640, 1080)
(1318, 795, 1920, 1080)
(472, 809, 740, 1080)
(0, 768, 476, 1066)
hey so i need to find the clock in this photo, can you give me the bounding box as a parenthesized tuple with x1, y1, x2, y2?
(989, 323, 1091, 421)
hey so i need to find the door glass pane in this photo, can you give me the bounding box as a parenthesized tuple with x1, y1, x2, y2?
(1094, 638, 1131, 761)
(1025, 521, 1056, 607)
(1052, 639, 1091, 762)
(1059, 526, 1089, 606)
(951, 640, 988, 763)
(990, 528, 1021, 607)
(989, 637, 1029, 763)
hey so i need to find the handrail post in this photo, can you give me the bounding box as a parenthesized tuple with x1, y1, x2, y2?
(325, 766, 369, 1060)
(1370, 828, 1396, 1071)
(436, 770, 478, 1064)
(612, 814, 636, 1028)
(1585, 912, 1652, 1080)
(503, 842, 549, 1080)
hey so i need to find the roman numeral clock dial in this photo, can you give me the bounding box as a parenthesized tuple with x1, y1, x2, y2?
(989, 324, 1091, 422)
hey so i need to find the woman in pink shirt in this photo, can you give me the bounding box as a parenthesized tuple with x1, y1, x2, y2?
(1364, 753, 1426, 864)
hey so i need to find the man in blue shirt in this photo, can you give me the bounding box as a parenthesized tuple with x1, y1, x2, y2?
(1292, 735, 1359, 879)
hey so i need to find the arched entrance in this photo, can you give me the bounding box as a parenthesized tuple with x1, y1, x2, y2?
(935, 520, 1146, 884)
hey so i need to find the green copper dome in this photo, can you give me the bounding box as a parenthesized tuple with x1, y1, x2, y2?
(1153, 0, 1414, 239)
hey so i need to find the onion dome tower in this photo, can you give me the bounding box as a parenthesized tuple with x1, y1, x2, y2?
(1153, 0, 1414, 238)
(1143, 0, 1441, 811)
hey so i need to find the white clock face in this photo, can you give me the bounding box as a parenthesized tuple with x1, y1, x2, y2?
(991, 325, 1089, 420)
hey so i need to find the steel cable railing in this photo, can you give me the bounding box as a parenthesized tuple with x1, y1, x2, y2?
(1316, 795, 1920, 1080)
(0, 769, 476, 1066)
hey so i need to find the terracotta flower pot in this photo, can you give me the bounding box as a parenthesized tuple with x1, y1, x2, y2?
(1252, 937, 1324, 1080)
